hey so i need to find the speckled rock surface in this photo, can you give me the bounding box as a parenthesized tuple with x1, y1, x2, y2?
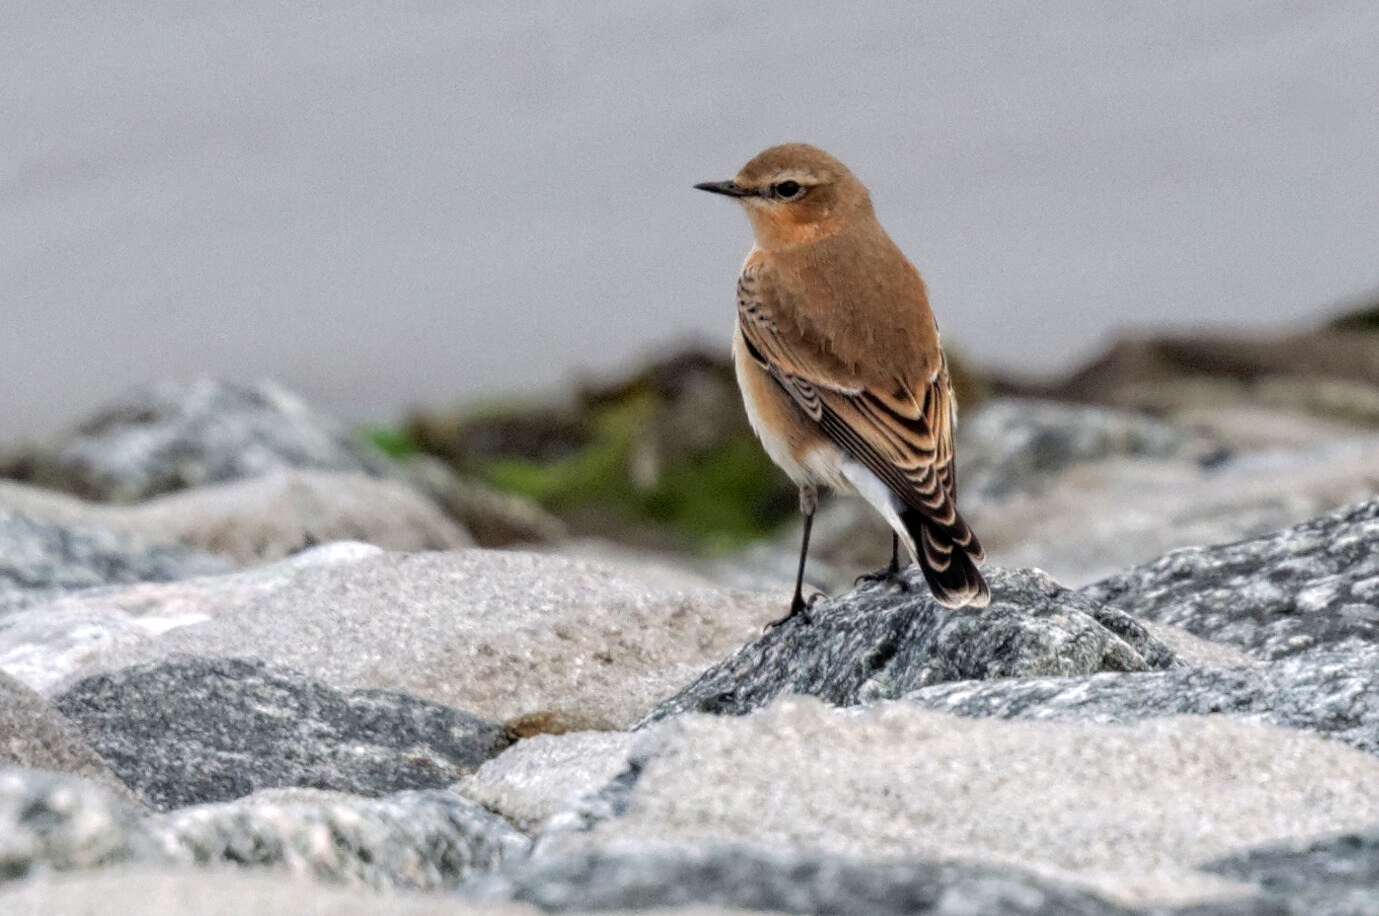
(456, 732, 638, 834)
(149, 787, 530, 890)
(0, 542, 380, 693)
(1082, 498, 1379, 658)
(1202, 828, 1379, 916)
(481, 845, 1139, 916)
(126, 469, 473, 562)
(52, 550, 782, 731)
(0, 674, 137, 803)
(54, 658, 509, 811)
(1135, 621, 1257, 669)
(956, 397, 1191, 504)
(0, 378, 393, 503)
(0, 768, 162, 881)
(639, 566, 1174, 726)
(545, 700, 1379, 907)
(0, 472, 471, 566)
(974, 436, 1379, 586)
(907, 643, 1379, 755)
(0, 508, 232, 615)
(0, 870, 547, 916)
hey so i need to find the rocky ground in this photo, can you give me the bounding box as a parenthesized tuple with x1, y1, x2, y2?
(3, 374, 1379, 914)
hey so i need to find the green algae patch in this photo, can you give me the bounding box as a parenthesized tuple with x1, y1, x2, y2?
(471, 394, 794, 553)
(359, 424, 422, 460)
(397, 350, 799, 553)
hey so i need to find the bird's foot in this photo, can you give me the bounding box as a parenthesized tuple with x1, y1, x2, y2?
(765, 592, 825, 631)
(854, 562, 911, 591)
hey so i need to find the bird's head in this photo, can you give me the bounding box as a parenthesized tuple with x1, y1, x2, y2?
(695, 143, 872, 250)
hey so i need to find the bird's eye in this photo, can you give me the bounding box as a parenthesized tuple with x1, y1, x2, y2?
(772, 180, 804, 200)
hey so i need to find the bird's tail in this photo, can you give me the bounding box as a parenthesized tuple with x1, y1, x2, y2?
(900, 505, 990, 608)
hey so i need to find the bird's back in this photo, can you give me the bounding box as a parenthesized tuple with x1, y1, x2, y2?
(763, 219, 943, 392)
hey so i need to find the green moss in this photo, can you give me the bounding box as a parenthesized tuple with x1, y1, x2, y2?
(479, 398, 645, 506)
(469, 395, 794, 553)
(358, 424, 420, 459)
(638, 436, 794, 552)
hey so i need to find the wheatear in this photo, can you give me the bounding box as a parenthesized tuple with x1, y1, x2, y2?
(696, 143, 989, 621)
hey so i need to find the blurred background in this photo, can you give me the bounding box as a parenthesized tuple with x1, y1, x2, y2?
(6, 2, 1378, 435)
(3, 2, 1379, 586)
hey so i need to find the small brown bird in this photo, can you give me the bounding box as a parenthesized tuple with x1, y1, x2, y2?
(696, 143, 989, 621)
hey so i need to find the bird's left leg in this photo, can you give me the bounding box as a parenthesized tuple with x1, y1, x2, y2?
(767, 485, 822, 628)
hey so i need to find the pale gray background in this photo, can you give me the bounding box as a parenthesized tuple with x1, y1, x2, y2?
(3, 2, 1377, 439)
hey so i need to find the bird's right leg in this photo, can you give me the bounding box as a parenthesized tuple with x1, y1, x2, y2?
(768, 485, 819, 628)
(854, 532, 912, 590)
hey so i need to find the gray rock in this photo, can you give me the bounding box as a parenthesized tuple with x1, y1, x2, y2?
(0, 541, 379, 694)
(1083, 498, 1379, 659)
(106, 469, 473, 565)
(533, 755, 644, 844)
(0, 768, 161, 881)
(0, 508, 232, 615)
(1136, 621, 1259, 669)
(544, 700, 1379, 907)
(0, 673, 137, 804)
(54, 549, 783, 732)
(0, 473, 472, 566)
(970, 435, 1379, 587)
(1203, 828, 1379, 916)
(957, 397, 1192, 504)
(150, 787, 530, 891)
(1164, 401, 1378, 453)
(1, 378, 393, 503)
(480, 845, 1138, 916)
(456, 731, 638, 834)
(638, 566, 1174, 725)
(53, 658, 509, 811)
(908, 643, 1379, 756)
(0, 378, 562, 554)
(0, 869, 547, 916)
(0, 870, 545, 916)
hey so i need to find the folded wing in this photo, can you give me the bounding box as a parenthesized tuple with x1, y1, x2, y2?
(737, 263, 988, 607)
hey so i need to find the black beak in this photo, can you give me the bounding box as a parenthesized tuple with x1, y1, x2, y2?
(694, 180, 751, 198)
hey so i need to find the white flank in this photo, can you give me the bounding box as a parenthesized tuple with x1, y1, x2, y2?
(841, 461, 919, 565)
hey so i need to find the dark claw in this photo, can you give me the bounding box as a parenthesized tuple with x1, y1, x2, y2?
(858, 534, 907, 589)
(855, 565, 909, 590)
(765, 591, 824, 631)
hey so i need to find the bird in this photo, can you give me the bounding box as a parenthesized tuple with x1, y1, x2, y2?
(695, 143, 989, 623)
